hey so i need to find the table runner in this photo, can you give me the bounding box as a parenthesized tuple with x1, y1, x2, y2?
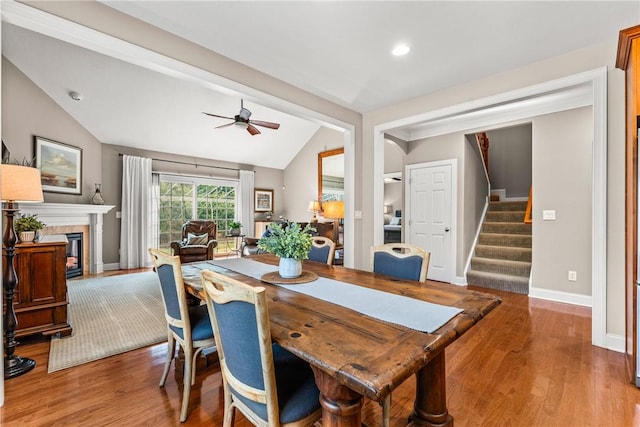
(182, 258, 463, 333)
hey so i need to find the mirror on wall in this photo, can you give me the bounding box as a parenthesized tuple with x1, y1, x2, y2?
(318, 148, 344, 203)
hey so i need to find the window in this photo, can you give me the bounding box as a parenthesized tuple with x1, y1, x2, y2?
(158, 175, 238, 254)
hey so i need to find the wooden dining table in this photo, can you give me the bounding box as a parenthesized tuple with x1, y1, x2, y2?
(182, 254, 501, 427)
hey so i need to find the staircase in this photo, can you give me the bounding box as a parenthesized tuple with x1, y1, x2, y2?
(466, 200, 531, 294)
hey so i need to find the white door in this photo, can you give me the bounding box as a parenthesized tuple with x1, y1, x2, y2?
(406, 160, 455, 282)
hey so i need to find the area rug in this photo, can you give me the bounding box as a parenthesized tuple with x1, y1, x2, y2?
(48, 271, 167, 373)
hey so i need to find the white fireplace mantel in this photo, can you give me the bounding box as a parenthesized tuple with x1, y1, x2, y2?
(18, 203, 115, 274)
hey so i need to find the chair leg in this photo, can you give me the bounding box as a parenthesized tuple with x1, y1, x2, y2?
(191, 347, 204, 386)
(381, 394, 391, 427)
(180, 346, 193, 422)
(160, 333, 175, 387)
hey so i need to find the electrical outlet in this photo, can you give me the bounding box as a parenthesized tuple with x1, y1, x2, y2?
(568, 271, 577, 281)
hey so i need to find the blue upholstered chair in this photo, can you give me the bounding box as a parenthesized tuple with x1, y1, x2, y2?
(370, 243, 430, 426)
(200, 269, 322, 427)
(148, 249, 217, 423)
(370, 243, 430, 283)
(307, 236, 336, 265)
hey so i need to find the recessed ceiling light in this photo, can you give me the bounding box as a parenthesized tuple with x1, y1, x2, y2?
(392, 44, 410, 57)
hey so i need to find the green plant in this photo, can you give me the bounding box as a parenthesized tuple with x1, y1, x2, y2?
(257, 222, 315, 260)
(14, 214, 45, 232)
(228, 221, 242, 229)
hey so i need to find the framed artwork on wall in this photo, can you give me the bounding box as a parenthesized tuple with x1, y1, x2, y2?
(254, 188, 274, 212)
(34, 136, 82, 194)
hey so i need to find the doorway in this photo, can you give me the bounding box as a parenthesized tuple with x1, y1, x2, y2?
(406, 160, 456, 282)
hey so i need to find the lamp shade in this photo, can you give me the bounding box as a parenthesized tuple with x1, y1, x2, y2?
(307, 200, 321, 212)
(1, 164, 44, 203)
(323, 200, 344, 220)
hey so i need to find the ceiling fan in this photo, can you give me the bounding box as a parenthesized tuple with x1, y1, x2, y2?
(202, 100, 280, 135)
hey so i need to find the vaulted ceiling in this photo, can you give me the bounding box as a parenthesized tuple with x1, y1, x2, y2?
(2, 1, 637, 169)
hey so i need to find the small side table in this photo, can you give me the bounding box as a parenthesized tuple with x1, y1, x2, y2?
(333, 244, 344, 266)
(224, 233, 245, 258)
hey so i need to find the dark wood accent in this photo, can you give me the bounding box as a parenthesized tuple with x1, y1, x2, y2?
(617, 24, 640, 384)
(184, 254, 501, 426)
(384, 228, 401, 243)
(2, 269, 638, 426)
(4, 238, 72, 338)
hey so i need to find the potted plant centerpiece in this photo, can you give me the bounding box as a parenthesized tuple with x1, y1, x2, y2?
(14, 214, 45, 243)
(258, 222, 315, 278)
(228, 221, 242, 236)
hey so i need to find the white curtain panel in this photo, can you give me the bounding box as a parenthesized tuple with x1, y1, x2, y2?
(150, 173, 160, 249)
(120, 155, 153, 269)
(239, 170, 255, 238)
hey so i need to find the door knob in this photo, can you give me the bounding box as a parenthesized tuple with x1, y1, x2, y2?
(445, 227, 450, 232)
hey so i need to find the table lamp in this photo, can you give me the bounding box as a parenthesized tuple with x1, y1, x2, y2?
(307, 200, 321, 221)
(322, 200, 344, 243)
(1, 164, 43, 379)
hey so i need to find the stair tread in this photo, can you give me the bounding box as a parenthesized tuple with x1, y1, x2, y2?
(471, 256, 531, 267)
(467, 270, 530, 282)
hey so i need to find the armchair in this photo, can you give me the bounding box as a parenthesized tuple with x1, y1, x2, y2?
(170, 220, 218, 263)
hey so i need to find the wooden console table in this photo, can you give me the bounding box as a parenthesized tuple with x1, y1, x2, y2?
(3, 235, 72, 338)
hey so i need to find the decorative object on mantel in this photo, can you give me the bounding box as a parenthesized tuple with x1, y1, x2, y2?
(91, 183, 105, 205)
(0, 164, 43, 379)
(14, 214, 45, 243)
(257, 222, 315, 278)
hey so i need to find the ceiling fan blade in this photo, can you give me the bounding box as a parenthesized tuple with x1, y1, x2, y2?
(249, 120, 280, 130)
(215, 122, 235, 129)
(247, 124, 261, 135)
(202, 112, 235, 120)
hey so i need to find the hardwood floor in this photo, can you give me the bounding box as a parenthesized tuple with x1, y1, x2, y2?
(2, 272, 640, 426)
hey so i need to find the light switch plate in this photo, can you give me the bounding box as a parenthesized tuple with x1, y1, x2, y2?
(542, 210, 556, 221)
(354, 210, 362, 220)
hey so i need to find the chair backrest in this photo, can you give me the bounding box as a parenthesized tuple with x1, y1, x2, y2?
(148, 248, 192, 342)
(200, 270, 280, 425)
(181, 220, 217, 243)
(308, 236, 336, 265)
(370, 243, 430, 282)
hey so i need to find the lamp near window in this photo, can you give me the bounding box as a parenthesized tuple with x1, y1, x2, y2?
(307, 200, 321, 221)
(322, 200, 344, 243)
(1, 164, 43, 379)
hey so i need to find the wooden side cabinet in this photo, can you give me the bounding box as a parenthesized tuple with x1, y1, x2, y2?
(3, 236, 72, 338)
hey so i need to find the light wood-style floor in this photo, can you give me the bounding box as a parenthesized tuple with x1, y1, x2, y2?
(2, 269, 640, 426)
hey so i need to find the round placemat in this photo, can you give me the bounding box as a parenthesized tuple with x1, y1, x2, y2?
(261, 270, 318, 285)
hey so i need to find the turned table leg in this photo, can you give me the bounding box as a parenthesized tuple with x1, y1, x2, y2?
(409, 350, 453, 427)
(312, 366, 363, 427)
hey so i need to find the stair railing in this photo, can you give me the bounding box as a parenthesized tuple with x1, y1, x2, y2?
(524, 186, 532, 224)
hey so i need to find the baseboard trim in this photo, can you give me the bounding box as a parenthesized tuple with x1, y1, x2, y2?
(103, 263, 120, 271)
(606, 333, 625, 354)
(529, 286, 592, 307)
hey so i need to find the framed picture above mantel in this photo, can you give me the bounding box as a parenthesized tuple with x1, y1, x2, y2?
(34, 136, 82, 195)
(254, 188, 274, 212)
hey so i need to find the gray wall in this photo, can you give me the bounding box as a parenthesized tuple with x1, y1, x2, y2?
(1, 56, 103, 203)
(487, 124, 532, 198)
(384, 140, 404, 223)
(463, 135, 490, 271)
(362, 41, 625, 338)
(283, 126, 343, 223)
(532, 107, 592, 295)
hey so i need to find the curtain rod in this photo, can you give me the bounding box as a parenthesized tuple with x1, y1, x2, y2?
(118, 153, 254, 173)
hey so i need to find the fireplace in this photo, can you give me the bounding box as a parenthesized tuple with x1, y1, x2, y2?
(65, 232, 83, 278)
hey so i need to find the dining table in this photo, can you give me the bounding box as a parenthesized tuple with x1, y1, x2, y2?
(181, 254, 501, 427)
